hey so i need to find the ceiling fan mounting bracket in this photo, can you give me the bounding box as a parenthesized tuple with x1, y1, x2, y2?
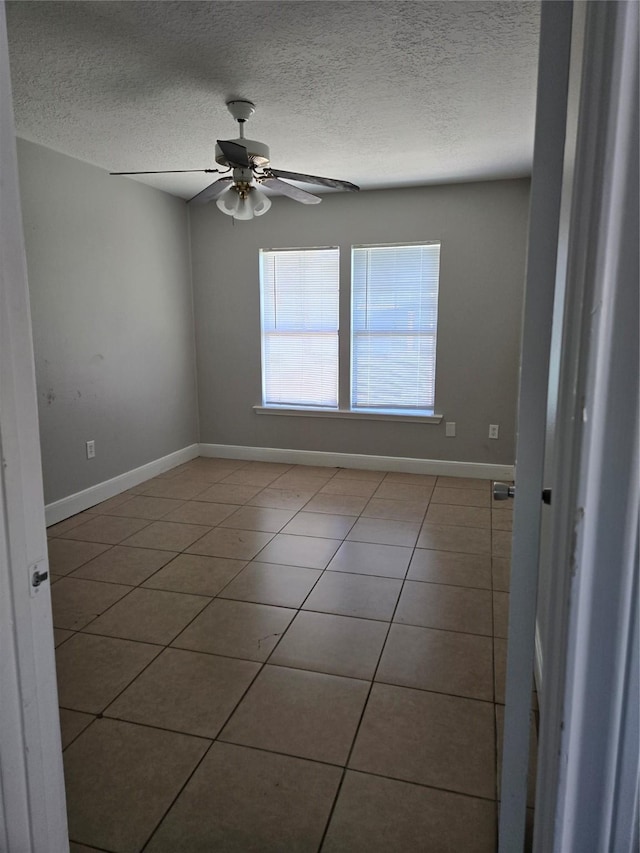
(226, 100, 256, 123)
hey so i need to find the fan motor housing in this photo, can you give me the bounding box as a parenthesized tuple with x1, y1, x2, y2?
(215, 138, 270, 168)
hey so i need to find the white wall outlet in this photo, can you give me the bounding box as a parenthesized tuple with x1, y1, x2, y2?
(86, 439, 96, 459)
(445, 422, 456, 437)
(489, 424, 499, 440)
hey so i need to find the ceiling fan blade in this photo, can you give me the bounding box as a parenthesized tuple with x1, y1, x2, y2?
(110, 169, 219, 176)
(188, 176, 234, 204)
(217, 139, 251, 169)
(261, 177, 321, 205)
(269, 169, 359, 192)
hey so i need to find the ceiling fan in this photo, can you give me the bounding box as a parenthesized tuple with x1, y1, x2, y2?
(110, 100, 360, 220)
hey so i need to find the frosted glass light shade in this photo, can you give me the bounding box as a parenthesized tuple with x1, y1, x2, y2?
(215, 185, 272, 220)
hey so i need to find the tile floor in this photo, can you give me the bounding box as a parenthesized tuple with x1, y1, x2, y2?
(48, 457, 536, 853)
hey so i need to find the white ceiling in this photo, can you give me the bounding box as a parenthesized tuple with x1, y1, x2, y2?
(6, 0, 540, 200)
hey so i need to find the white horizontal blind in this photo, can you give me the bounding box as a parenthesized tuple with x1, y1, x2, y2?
(260, 247, 339, 408)
(351, 243, 440, 412)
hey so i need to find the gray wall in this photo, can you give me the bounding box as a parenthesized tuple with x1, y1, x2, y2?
(190, 178, 529, 464)
(17, 139, 198, 503)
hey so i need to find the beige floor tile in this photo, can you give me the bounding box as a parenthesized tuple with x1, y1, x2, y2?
(494, 637, 507, 704)
(59, 708, 95, 749)
(71, 545, 176, 586)
(247, 487, 315, 510)
(492, 508, 514, 531)
(319, 479, 379, 498)
(70, 842, 108, 852)
(303, 492, 369, 515)
(56, 633, 161, 713)
(281, 511, 357, 539)
(138, 478, 212, 500)
(322, 770, 497, 853)
(269, 611, 388, 679)
(376, 623, 493, 700)
(85, 493, 133, 514)
(51, 577, 132, 630)
(64, 718, 208, 853)
(83, 587, 210, 645)
(492, 556, 512, 592)
(220, 505, 297, 532)
(293, 465, 339, 477)
(186, 527, 274, 560)
(173, 598, 296, 662)
(102, 495, 185, 520)
(383, 472, 437, 486)
(162, 500, 238, 526)
(143, 553, 246, 596)
(407, 549, 492, 588)
(53, 627, 74, 647)
(145, 742, 341, 853)
(347, 517, 420, 547)
(373, 481, 433, 502)
(253, 533, 341, 569)
(195, 483, 272, 505)
(219, 562, 321, 608)
(493, 591, 510, 638)
(332, 468, 387, 483)
(58, 515, 151, 545)
(220, 665, 368, 764)
(417, 522, 491, 555)
(47, 513, 93, 538)
(47, 540, 112, 575)
(219, 468, 284, 487)
(432, 486, 491, 507)
(394, 580, 493, 636)
(303, 571, 402, 621)
(270, 474, 331, 491)
(349, 683, 495, 798)
(492, 530, 513, 559)
(436, 476, 491, 491)
(327, 540, 412, 579)
(121, 520, 212, 552)
(361, 497, 428, 523)
(426, 503, 491, 529)
(106, 647, 259, 738)
(239, 461, 293, 475)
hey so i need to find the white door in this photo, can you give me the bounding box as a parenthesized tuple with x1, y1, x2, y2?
(0, 2, 69, 850)
(500, 0, 639, 850)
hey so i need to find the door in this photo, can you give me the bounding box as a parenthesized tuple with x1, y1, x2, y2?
(499, 1, 639, 850)
(0, 2, 69, 849)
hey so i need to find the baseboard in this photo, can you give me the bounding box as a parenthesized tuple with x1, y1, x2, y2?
(199, 443, 515, 480)
(45, 444, 200, 526)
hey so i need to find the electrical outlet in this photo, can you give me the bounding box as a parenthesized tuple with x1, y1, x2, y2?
(489, 424, 499, 440)
(445, 422, 456, 437)
(86, 440, 96, 459)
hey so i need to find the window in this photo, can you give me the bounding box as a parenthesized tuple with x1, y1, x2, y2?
(351, 243, 440, 414)
(258, 242, 441, 419)
(260, 247, 339, 408)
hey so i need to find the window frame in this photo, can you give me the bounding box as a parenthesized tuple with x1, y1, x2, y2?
(257, 241, 443, 422)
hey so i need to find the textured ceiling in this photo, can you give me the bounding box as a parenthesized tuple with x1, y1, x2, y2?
(6, 0, 540, 199)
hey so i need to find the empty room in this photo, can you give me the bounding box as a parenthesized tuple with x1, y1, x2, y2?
(1, 1, 637, 852)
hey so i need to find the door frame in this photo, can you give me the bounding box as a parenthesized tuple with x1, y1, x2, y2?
(0, 2, 69, 849)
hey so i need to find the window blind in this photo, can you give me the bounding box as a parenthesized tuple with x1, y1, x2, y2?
(351, 243, 440, 412)
(260, 247, 339, 408)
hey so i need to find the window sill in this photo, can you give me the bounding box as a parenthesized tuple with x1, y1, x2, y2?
(253, 406, 443, 424)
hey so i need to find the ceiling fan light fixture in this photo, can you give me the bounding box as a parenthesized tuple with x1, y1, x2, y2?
(215, 184, 272, 220)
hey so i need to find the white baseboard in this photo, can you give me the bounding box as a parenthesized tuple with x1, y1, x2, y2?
(45, 444, 200, 526)
(199, 443, 515, 480)
(46, 441, 515, 526)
